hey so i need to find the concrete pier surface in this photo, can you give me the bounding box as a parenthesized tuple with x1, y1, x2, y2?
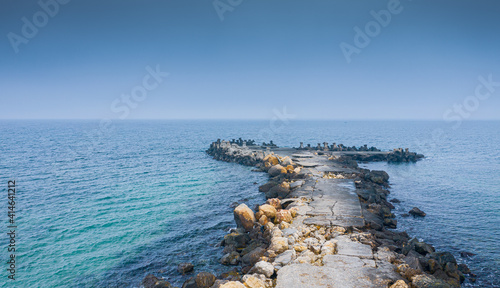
(170, 140, 468, 288)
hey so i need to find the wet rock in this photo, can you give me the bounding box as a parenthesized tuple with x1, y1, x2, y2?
(409, 207, 426, 217)
(414, 241, 435, 255)
(366, 170, 389, 184)
(389, 198, 401, 203)
(194, 272, 216, 288)
(241, 247, 266, 267)
(411, 274, 452, 288)
(219, 281, 246, 288)
(259, 182, 278, 193)
(384, 218, 397, 229)
(457, 263, 471, 274)
(459, 251, 476, 258)
(258, 204, 277, 219)
(142, 274, 173, 288)
(177, 262, 194, 274)
(234, 204, 256, 232)
(224, 232, 250, 249)
(220, 251, 240, 265)
(266, 182, 290, 199)
(430, 252, 457, 266)
(268, 164, 287, 177)
(181, 277, 197, 288)
(275, 209, 293, 224)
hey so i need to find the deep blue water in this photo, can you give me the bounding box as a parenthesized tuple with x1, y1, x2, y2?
(0, 120, 498, 287)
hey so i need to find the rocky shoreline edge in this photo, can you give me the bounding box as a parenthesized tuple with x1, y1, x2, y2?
(140, 139, 474, 288)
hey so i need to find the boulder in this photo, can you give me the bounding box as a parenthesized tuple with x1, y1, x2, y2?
(249, 261, 275, 278)
(181, 277, 197, 288)
(263, 155, 279, 167)
(242, 275, 266, 288)
(266, 182, 290, 199)
(195, 272, 216, 288)
(268, 165, 287, 177)
(259, 182, 277, 193)
(258, 204, 277, 219)
(241, 247, 266, 267)
(234, 204, 256, 232)
(258, 215, 269, 225)
(269, 237, 289, 254)
(177, 262, 194, 274)
(224, 232, 250, 249)
(142, 274, 173, 288)
(279, 156, 293, 166)
(275, 210, 293, 224)
(414, 241, 435, 255)
(411, 274, 452, 288)
(409, 207, 426, 217)
(266, 198, 282, 209)
(220, 251, 240, 265)
(366, 170, 389, 184)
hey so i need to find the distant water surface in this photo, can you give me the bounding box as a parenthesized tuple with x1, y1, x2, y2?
(0, 120, 498, 287)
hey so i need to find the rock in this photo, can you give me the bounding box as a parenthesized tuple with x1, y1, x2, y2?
(289, 180, 304, 189)
(390, 280, 409, 288)
(263, 155, 279, 167)
(390, 198, 401, 203)
(219, 281, 246, 288)
(279, 156, 293, 166)
(221, 251, 240, 265)
(430, 252, 457, 266)
(414, 241, 435, 255)
(275, 210, 293, 224)
(258, 215, 269, 226)
(224, 232, 251, 249)
(459, 251, 476, 258)
(249, 261, 275, 278)
(195, 272, 216, 288)
(181, 277, 197, 288)
(234, 204, 256, 232)
(266, 198, 282, 209)
(177, 262, 194, 274)
(211, 280, 230, 288)
(269, 237, 289, 254)
(258, 204, 277, 219)
(259, 182, 277, 193)
(268, 164, 287, 177)
(242, 275, 266, 288)
(266, 182, 290, 199)
(142, 274, 173, 288)
(457, 263, 471, 274)
(366, 170, 389, 184)
(241, 247, 266, 267)
(409, 207, 426, 217)
(274, 249, 296, 266)
(384, 218, 397, 229)
(411, 274, 452, 288)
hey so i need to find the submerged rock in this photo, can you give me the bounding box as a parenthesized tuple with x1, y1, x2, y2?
(195, 272, 216, 288)
(177, 262, 194, 274)
(409, 207, 426, 217)
(142, 274, 173, 288)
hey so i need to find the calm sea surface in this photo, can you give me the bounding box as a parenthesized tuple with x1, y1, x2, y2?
(0, 120, 498, 287)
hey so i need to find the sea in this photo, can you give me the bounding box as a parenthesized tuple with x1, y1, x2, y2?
(0, 120, 498, 287)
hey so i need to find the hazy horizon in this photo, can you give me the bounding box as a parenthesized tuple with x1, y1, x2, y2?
(1, 0, 499, 120)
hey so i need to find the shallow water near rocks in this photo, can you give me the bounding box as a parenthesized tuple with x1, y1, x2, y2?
(0, 120, 498, 287)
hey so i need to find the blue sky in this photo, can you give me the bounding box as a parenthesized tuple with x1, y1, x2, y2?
(1, 0, 499, 119)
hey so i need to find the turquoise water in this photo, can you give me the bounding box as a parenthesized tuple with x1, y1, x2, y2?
(0, 120, 498, 287)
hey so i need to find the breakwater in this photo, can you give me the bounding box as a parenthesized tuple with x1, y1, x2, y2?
(142, 139, 470, 288)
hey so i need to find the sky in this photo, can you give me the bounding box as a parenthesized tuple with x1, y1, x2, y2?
(1, 0, 499, 120)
